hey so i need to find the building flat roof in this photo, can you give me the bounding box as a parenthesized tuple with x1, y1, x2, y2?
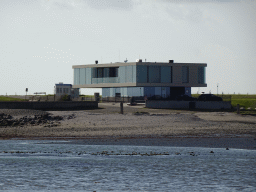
(55, 84, 72, 86)
(72, 62, 207, 69)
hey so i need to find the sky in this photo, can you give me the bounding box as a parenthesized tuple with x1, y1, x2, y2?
(1, 0, 256, 95)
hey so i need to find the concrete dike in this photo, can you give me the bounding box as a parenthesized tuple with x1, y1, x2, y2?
(0, 101, 98, 110)
(146, 100, 232, 109)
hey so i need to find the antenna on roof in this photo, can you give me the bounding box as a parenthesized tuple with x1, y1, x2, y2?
(124, 58, 128, 63)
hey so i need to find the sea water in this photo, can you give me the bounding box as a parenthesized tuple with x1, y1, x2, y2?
(0, 140, 255, 191)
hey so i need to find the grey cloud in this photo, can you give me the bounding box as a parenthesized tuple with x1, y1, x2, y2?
(53, 2, 74, 10)
(85, 0, 133, 10)
(164, 5, 203, 24)
(159, 0, 242, 3)
(185, 7, 203, 23)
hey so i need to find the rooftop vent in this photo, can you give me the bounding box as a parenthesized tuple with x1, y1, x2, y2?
(169, 60, 174, 63)
(95, 60, 98, 64)
(136, 59, 142, 62)
(59, 82, 63, 84)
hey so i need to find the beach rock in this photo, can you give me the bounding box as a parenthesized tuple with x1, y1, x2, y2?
(0, 112, 64, 127)
(53, 116, 63, 120)
(133, 112, 149, 116)
(12, 122, 20, 126)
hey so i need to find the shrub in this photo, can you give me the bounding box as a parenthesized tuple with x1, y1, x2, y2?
(61, 94, 71, 101)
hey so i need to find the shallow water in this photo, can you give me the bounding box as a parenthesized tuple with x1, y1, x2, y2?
(0, 140, 255, 191)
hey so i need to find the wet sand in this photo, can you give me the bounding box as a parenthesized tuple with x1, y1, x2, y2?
(0, 103, 256, 149)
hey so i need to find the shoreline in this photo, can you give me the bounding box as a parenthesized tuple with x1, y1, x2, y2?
(2, 135, 256, 150)
(1, 103, 256, 149)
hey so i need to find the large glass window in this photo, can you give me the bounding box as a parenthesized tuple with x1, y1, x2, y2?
(182, 66, 189, 83)
(119, 66, 136, 83)
(97, 68, 103, 78)
(92, 68, 97, 78)
(103, 68, 109, 78)
(137, 65, 147, 83)
(74, 68, 80, 85)
(148, 66, 161, 83)
(137, 65, 163, 83)
(79, 68, 86, 85)
(161, 66, 172, 83)
(109, 67, 118, 77)
(125, 66, 133, 83)
(91, 67, 119, 84)
(92, 67, 118, 78)
(86, 68, 92, 84)
(198, 66, 205, 84)
(119, 66, 125, 83)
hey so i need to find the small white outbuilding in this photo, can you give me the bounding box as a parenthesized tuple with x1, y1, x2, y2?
(54, 82, 79, 99)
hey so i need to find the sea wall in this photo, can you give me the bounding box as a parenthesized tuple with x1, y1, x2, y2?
(0, 101, 98, 110)
(146, 100, 231, 109)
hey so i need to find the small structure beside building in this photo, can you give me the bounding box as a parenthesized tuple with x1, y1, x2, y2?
(54, 83, 80, 99)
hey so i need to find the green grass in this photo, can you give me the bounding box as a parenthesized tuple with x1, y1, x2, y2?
(80, 95, 102, 98)
(228, 95, 256, 109)
(80, 95, 94, 98)
(39, 94, 54, 96)
(192, 94, 256, 114)
(0, 96, 26, 102)
(231, 99, 256, 109)
(191, 94, 201, 98)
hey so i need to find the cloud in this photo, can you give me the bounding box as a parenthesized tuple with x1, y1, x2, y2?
(158, 0, 243, 3)
(40, 0, 84, 11)
(39, 0, 134, 11)
(85, 0, 133, 10)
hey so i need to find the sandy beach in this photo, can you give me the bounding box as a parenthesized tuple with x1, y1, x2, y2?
(1, 103, 256, 149)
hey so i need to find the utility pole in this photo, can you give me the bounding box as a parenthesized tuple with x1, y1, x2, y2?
(25, 88, 28, 100)
(217, 83, 219, 96)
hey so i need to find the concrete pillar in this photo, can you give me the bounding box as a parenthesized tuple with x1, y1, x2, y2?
(94, 93, 100, 102)
(120, 102, 123, 114)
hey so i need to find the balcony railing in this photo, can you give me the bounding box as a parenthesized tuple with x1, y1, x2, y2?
(92, 77, 120, 84)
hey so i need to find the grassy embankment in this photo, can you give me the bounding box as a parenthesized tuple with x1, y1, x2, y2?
(80, 95, 102, 98)
(192, 94, 256, 115)
(0, 96, 26, 102)
(79, 95, 102, 102)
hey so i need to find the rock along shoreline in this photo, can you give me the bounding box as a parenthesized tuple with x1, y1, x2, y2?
(0, 103, 256, 150)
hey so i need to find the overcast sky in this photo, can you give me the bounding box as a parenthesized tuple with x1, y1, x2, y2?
(1, 0, 256, 95)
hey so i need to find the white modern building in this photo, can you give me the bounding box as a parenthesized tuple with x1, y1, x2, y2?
(72, 60, 207, 99)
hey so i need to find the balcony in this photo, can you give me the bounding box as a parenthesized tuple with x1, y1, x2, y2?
(92, 77, 120, 84)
